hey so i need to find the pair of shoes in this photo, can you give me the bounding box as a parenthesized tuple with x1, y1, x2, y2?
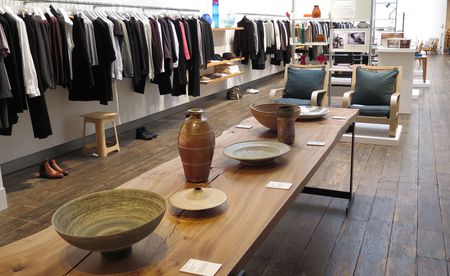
(136, 127, 158, 140)
(39, 159, 69, 179)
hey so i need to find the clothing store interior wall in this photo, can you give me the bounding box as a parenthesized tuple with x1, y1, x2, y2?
(0, 0, 290, 167)
(0, 0, 447, 169)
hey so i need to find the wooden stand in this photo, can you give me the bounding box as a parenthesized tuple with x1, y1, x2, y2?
(81, 112, 120, 158)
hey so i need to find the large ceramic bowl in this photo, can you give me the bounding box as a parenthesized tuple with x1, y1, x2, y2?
(250, 103, 301, 130)
(52, 189, 166, 254)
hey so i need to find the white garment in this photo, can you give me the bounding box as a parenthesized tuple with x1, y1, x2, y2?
(106, 18, 123, 80)
(262, 22, 267, 52)
(253, 21, 259, 54)
(274, 21, 281, 51)
(142, 20, 154, 80)
(5, 9, 40, 97)
(169, 20, 179, 68)
(281, 21, 288, 47)
(119, 20, 133, 77)
(196, 19, 203, 67)
(156, 20, 165, 73)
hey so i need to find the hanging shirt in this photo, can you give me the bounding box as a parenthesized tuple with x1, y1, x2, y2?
(58, 8, 74, 80)
(83, 15, 99, 66)
(196, 19, 204, 68)
(105, 17, 122, 80)
(0, 24, 12, 129)
(119, 20, 133, 77)
(179, 21, 190, 61)
(168, 20, 179, 68)
(4, 12, 40, 98)
(141, 19, 154, 80)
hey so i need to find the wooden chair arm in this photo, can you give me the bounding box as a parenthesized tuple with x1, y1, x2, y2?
(269, 88, 285, 99)
(390, 92, 400, 117)
(342, 91, 355, 108)
(311, 89, 327, 106)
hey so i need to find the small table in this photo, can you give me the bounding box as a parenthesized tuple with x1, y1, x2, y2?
(415, 55, 428, 83)
(81, 112, 120, 158)
(0, 109, 358, 275)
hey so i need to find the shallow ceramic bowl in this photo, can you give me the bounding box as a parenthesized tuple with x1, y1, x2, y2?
(250, 103, 301, 130)
(52, 189, 166, 254)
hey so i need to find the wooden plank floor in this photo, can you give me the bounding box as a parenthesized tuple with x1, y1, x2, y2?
(1, 56, 449, 275)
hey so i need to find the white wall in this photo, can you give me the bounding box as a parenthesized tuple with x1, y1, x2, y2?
(0, 0, 291, 166)
(397, 0, 447, 51)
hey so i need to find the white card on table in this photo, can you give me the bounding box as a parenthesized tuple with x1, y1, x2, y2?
(332, 116, 347, 120)
(266, 181, 293, 190)
(307, 141, 326, 146)
(235, 124, 253, 129)
(180, 259, 222, 276)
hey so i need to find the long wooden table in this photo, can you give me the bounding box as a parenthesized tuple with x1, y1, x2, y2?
(0, 108, 358, 276)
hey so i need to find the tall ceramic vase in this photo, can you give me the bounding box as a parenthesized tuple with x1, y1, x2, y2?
(312, 5, 321, 18)
(178, 108, 215, 183)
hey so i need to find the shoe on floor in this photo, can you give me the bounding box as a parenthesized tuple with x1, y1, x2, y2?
(39, 160, 64, 179)
(136, 127, 155, 140)
(49, 159, 69, 176)
(142, 127, 158, 139)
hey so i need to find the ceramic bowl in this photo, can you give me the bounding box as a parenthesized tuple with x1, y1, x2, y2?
(52, 189, 166, 254)
(250, 103, 300, 130)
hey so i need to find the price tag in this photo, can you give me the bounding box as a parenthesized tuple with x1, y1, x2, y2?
(307, 141, 326, 146)
(266, 181, 293, 190)
(235, 124, 253, 129)
(332, 116, 347, 120)
(180, 259, 222, 276)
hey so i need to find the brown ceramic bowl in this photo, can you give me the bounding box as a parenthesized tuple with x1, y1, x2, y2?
(250, 103, 301, 130)
(52, 189, 166, 255)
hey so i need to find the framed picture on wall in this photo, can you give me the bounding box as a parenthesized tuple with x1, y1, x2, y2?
(331, 29, 370, 52)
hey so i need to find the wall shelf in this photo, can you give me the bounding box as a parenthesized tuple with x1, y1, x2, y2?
(200, 72, 244, 84)
(206, 57, 245, 68)
(292, 17, 331, 21)
(212, 27, 244, 31)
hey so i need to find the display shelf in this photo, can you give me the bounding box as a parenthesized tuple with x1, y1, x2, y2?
(200, 72, 244, 84)
(206, 57, 244, 68)
(212, 27, 244, 31)
(292, 42, 329, 46)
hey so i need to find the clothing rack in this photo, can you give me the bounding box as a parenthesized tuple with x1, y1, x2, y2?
(22, 0, 200, 12)
(234, 12, 287, 18)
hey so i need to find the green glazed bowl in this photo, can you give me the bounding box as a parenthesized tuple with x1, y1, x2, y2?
(52, 189, 166, 255)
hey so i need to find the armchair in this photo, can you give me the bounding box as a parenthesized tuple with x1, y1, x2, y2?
(270, 64, 329, 107)
(342, 65, 402, 137)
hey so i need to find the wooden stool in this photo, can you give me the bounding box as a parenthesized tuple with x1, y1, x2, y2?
(81, 112, 120, 158)
(415, 55, 428, 83)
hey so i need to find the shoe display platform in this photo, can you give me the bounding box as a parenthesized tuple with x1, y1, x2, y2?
(341, 123, 402, 146)
(412, 89, 420, 99)
(413, 79, 431, 88)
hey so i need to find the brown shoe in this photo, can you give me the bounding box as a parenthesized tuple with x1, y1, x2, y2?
(49, 159, 69, 176)
(39, 161, 64, 179)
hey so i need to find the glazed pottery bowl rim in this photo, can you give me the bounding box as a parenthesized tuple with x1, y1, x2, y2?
(223, 140, 292, 161)
(187, 108, 204, 114)
(52, 189, 166, 239)
(250, 103, 301, 113)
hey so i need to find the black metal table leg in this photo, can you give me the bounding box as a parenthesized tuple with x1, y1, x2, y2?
(302, 121, 356, 216)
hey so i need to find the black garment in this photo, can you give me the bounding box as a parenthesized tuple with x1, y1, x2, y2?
(50, 5, 71, 89)
(69, 15, 95, 101)
(234, 16, 256, 65)
(0, 14, 26, 136)
(153, 18, 173, 95)
(107, 16, 124, 51)
(251, 20, 266, 70)
(134, 19, 149, 93)
(21, 14, 53, 139)
(200, 18, 215, 69)
(187, 18, 200, 97)
(44, 13, 64, 86)
(31, 15, 55, 91)
(148, 17, 163, 73)
(124, 19, 141, 92)
(171, 18, 187, 96)
(88, 18, 116, 105)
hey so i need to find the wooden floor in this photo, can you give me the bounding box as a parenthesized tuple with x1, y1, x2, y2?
(1, 56, 449, 275)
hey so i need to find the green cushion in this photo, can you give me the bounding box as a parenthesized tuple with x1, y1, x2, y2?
(350, 104, 390, 117)
(274, 98, 311, 106)
(351, 67, 399, 106)
(284, 67, 326, 101)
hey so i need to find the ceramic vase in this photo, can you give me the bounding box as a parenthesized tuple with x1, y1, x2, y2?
(277, 106, 296, 144)
(312, 5, 321, 18)
(178, 108, 215, 183)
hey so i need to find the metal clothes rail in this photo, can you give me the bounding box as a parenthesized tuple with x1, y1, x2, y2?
(22, 0, 200, 12)
(234, 12, 287, 18)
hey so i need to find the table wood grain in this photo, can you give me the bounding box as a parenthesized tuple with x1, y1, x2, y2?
(0, 108, 357, 276)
